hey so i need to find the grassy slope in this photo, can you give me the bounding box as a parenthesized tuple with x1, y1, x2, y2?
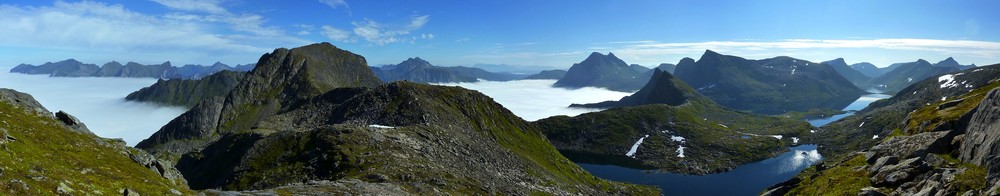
(536, 98, 811, 174)
(0, 101, 190, 195)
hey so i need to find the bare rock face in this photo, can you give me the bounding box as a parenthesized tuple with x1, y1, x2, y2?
(959, 87, 1000, 166)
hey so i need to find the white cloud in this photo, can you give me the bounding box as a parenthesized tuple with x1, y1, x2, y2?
(319, 0, 348, 9)
(0, 1, 310, 66)
(434, 80, 631, 121)
(456, 37, 471, 42)
(421, 34, 434, 39)
(150, 0, 227, 14)
(322, 25, 352, 42)
(351, 15, 430, 45)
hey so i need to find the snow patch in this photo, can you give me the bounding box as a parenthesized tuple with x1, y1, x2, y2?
(790, 66, 797, 75)
(625, 135, 649, 157)
(676, 145, 687, 158)
(938, 73, 964, 88)
(697, 84, 716, 91)
(772, 135, 783, 140)
(717, 124, 728, 128)
(810, 130, 816, 133)
(907, 77, 912, 82)
(792, 137, 799, 144)
(368, 124, 395, 129)
(859, 122, 865, 127)
(942, 97, 948, 101)
(873, 135, 880, 140)
(671, 135, 685, 142)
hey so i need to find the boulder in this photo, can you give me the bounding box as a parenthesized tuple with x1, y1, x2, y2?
(55, 111, 94, 135)
(869, 131, 955, 161)
(870, 157, 931, 187)
(858, 187, 886, 196)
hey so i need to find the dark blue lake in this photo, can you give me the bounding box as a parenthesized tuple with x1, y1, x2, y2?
(579, 145, 821, 195)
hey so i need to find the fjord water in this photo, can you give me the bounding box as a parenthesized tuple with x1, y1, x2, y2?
(580, 145, 821, 195)
(0, 70, 186, 145)
(808, 90, 892, 126)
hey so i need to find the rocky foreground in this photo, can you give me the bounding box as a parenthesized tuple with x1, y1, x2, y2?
(765, 64, 1000, 195)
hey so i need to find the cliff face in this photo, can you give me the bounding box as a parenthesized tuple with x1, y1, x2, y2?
(0, 88, 192, 195)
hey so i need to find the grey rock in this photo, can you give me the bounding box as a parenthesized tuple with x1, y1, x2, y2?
(55, 111, 94, 135)
(0, 88, 49, 115)
(869, 156, 900, 174)
(56, 182, 74, 194)
(959, 87, 1000, 166)
(858, 187, 886, 196)
(938, 98, 965, 110)
(122, 188, 140, 196)
(871, 157, 931, 187)
(0, 128, 15, 144)
(870, 131, 954, 161)
(135, 97, 225, 161)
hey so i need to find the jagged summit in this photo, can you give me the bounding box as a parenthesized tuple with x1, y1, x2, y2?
(554, 51, 647, 92)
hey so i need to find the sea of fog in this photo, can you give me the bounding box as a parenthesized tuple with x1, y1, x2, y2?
(434, 79, 632, 121)
(0, 70, 186, 146)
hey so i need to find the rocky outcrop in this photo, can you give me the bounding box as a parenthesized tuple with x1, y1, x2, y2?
(959, 87, 1000, 166)
(136, 97, 225, 160)
(55, 110, 93, 135)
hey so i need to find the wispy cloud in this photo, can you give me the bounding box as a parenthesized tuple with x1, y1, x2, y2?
(150, 0, 227, 14)
(318, 0, 348, 9)
(0, 1, 308, 66)
(349, 15, 431, 45)
(321, 25, 352, 42)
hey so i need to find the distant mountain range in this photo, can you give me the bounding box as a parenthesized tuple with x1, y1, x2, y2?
(370, 57, 527, 83)
(9, 59, 254, 79)
(673, 50, 864, 114)
(868, 57, 975, 93)
(523, 69, 567, 80)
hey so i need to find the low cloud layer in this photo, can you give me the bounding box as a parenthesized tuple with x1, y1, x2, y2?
(0, 71, 186, 146)
(434, 79, 632, 121)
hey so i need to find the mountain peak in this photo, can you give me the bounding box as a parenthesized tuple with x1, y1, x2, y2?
(570, 69, 700, 108)
(935, 57, 960, 67)
(822, 58, 849, 67)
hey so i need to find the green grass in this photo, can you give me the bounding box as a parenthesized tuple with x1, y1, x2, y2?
(786, 155, 871, 195)
(0, 101, 191, 195)
(903, 81, 1000, 134)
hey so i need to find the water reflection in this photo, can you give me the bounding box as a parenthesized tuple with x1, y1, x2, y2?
(807, 93, 891, 127)
(578, 145, 822, 195)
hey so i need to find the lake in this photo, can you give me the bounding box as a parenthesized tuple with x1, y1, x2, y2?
(579, 145, 822, 195)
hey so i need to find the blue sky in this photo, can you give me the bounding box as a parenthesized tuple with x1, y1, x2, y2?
(1, 0, 999, 71)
